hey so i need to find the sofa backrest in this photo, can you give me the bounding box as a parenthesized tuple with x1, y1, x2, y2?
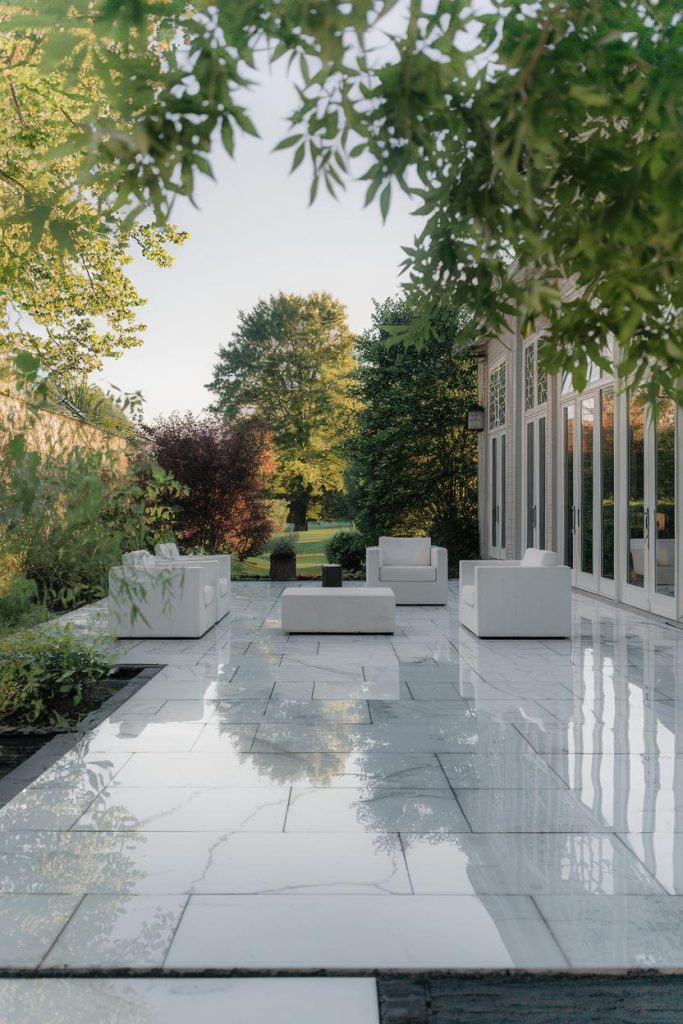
(379, 536, 431, 566)
(156, 542, 181, 560)
(122, 550, 155, 568)
(521, 548, 557, 567)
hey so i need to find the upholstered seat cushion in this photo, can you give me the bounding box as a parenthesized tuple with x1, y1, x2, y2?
(521, 548, 557, 567)
(380, 565, 437, 583)
(379, 536, 431, 566)
(461, 585, 475, 607)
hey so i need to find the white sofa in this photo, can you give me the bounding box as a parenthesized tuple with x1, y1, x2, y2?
(459, 548, 571, 638)
(155, 542, 231, 619)
(366, 536, 448, 605)
(108, 550, 217, 638)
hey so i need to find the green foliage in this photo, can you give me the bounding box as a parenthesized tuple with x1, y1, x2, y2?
(325, 531, 366, 574)
(3, 1, 680, 398)
(267, 500, 290, 535)
(0, 625, 113, 728)
(0, 576, 48, 635)
(207, 292, 357, 530)
(269, 536, 298, 559)
(347, 298, 479, 575)
(0, 440, 184, 611)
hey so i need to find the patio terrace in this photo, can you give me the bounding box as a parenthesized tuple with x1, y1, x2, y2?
(0, 581, 682, 1019)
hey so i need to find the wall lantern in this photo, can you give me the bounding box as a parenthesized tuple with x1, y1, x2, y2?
(467, 404, 486, 432)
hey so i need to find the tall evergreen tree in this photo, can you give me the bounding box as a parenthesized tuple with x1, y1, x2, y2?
(347, 298, 479, 574)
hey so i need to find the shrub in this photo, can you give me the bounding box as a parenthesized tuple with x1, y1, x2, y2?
(0, 577, 48, 634)
(0, 626, 114, 728)
(269, 536, 298, 558)
(1, 440, 184, 612)
(325, 531, 366, 573)
(150, 414, 277, 558)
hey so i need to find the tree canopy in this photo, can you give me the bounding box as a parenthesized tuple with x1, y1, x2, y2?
(2, 1, 681, 398)
(347, 297, 479, 571)
(149, 413, 276, 558)
(207, 292, 356, 530)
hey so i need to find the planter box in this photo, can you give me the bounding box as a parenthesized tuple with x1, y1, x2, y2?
(270, 553, 296, 581)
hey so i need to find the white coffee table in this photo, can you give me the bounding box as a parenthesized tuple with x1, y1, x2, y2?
(281, 586, 396, 634)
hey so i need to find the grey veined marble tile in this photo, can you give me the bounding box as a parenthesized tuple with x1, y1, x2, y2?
(165, 894, 567, 969)
(0, 978, 381, 1024)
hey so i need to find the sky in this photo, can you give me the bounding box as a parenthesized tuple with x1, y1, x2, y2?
(95, 57, 420, 421)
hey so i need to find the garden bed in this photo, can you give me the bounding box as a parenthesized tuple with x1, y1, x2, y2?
(0, 664, 163, 803)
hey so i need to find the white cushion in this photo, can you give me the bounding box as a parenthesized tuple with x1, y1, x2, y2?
(379, 536, 431, 567)
(203, 585, 215, 607)
(122, 550, 155, 568)
(521, 548, 557, 567)
(461, 585, 475, 607)
(380, 565, 437, 583)
(156, 543, 181, 560)
(219, 578, 229, 597)
(656, 539, 675, 567)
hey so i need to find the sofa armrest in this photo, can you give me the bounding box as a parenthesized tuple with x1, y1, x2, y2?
(366, 546, 380, 585)
(459, 559, 521, 585)
(431, 546, 448, 581)
(474, 565, 571, 632)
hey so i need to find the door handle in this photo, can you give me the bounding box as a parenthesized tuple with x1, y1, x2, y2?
(644, 508, 650, 545)
(570, 505, 575, 531)
(577, 507, 581, 530)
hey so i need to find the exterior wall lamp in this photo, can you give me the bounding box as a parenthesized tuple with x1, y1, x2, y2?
(467, 404, 486, 432)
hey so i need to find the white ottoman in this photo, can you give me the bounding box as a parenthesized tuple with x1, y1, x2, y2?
(281, 587, 396, 634)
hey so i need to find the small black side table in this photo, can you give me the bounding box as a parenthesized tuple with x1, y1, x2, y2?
(322, 563, 343, 587)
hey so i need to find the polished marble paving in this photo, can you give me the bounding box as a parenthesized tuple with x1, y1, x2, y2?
(0, 978, 380, 1023)
(1, 583, 683, 973)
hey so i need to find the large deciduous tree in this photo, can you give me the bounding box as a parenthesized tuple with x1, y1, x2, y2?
(207, 292, 356, 531)
(346, 298, 479, 574)
(2, 2, 682, 399)
(149, 414, 276, 558)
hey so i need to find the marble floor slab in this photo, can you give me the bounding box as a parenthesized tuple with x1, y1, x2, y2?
(0, 978, 380, 1024)
(164, 894, 567, 969)
(2, 582, 683, 974)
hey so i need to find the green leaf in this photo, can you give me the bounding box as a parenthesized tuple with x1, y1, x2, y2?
(379, 183, 391, 221)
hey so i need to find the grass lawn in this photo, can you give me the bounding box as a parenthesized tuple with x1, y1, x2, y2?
(236, 521, 353, 578)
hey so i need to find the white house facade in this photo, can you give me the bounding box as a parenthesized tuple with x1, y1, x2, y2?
(476, 317, 682, 624)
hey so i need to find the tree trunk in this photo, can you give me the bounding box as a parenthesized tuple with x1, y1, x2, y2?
(291, 497, 309, 532)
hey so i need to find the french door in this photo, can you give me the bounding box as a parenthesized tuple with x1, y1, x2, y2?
(562, 387, 616, 596)
(524, 415, 546, 550)
(624, 392, 677, 617)
(489, 431, 506, 558)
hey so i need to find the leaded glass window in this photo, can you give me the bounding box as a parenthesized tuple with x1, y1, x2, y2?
(489, 363, 506, 429)
(537, 367, 548, 405)
(524, 344, 535, 410)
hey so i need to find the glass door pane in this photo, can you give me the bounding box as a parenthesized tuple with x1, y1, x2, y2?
(581, 398, 594, 575)
(563, 405, 575, 568)
(600, 389, 615, 580)
(500, 435, 506, 550)
(538, 418, 546, 549)
(627, 392, 646, 588)
(526, 421, 535, 549)
(655, 398, 676, 598)
(491, 436, 497, 550)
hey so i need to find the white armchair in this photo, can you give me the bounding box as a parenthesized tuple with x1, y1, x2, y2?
(155, 542, 231, 620)
(366, 536, 448, 605)
(109, 550, 217, 638)
(458, 548, 571, 638)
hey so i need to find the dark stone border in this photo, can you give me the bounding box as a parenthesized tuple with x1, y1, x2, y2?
(377, 973, 683, 1023)
(0, 664, 163, 808)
